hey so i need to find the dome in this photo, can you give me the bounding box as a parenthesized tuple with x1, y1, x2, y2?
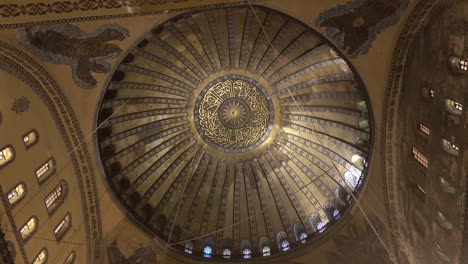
(97, 5, 372, 260)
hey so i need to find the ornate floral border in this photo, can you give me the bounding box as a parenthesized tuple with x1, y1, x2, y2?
(381, 0, 441, 262)
(0, 40, 101, 263)
(0, 1, 260, 29)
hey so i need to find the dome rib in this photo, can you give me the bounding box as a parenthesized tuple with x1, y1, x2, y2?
(97, 5, 372, 260)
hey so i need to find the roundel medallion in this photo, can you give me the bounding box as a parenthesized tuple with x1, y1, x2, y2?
(194, 76, 274, 152)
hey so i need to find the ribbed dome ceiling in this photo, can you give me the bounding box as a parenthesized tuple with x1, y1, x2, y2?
(97, 5, 372, 260)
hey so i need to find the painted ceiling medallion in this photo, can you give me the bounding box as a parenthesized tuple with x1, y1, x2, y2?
(195, 76, 273, 152)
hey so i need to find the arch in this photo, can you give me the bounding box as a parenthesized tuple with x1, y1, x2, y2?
(293, 223, 307, 244)
(0, 145, 15, 168)
(259, 236, 271, 257)
(22, 129, 39, 149)
(184, 241, 193, 254)
(444, 98, 463, 115)
(35, 158, 56, 183)
(20, 217, 38, 241)
(240, 240, 252, 259)
(436, 211, 453, 231)
(309, 213, 325, 233)
(276, 231, 290, 252)
(64, 250, 76, 264)
(45, 180, 68, 214)
(54, 212, 72, 241)
(440, 138, 459, 156)
(32, 248, 47, 264)
(6, 182, 26, 206)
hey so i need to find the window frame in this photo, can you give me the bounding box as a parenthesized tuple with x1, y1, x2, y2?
(0, 145, 15, 169)
(54, 212, 72, 242)
(19, 216, 38, 242)
(22, 129, 39, 150)
(35, 158, 56, 184)
(32, 248, 48, 264)
(44, 181, 68, 215)
(6, 182, 27, 208)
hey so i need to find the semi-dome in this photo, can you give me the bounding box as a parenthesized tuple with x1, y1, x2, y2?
(97, 5, 372, 260)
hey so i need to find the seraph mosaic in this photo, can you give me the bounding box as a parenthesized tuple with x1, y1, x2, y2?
(17, 23, 129, 88)
(316, 0, 409, 57)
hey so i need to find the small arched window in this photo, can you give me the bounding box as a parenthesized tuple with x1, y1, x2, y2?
(0, 146, 15, 168)
(20, 217, 38, 241)
(45, 181, 68, 214)
(309, 213, 325, 233)
(64, 250, 76, 264)
(441, 138, 459, 156)
(323, 202, 340, 221)
(277, 231, 289, 252)
(222, 248, 231, 259)
(259, 236, 270, 257)
(241, 240, 252, 259)
(418, 123, 430, 136)
(7, 183, 26, 206)
(54, 213, 72, 241)
(444, 98, 463, 115)
(440, 177, 455, 195)
(280, 240, 290, 251)
(23, 130, 39, 149)
(332, 209, 341, 220)
(412, 147, 428, 168)
(32, 248, 47, 264)
(184, 241, 193, 254)
(203, 246, 212, 258)
(434, 242, 450, 263)
(344, 171, 359, 189)
(36, 158, 56, 183)
(202, 237, 213, 258)
(436, 211, 453, 231)
(293, 223, 307, 244)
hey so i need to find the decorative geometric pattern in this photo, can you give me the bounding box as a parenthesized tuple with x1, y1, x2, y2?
(97, 5, 372, 260)
(195, 76, 273, 152)
(11, 96, 30, 115)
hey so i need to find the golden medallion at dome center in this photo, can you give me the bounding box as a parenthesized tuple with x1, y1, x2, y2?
(195, 77, 274, 152)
